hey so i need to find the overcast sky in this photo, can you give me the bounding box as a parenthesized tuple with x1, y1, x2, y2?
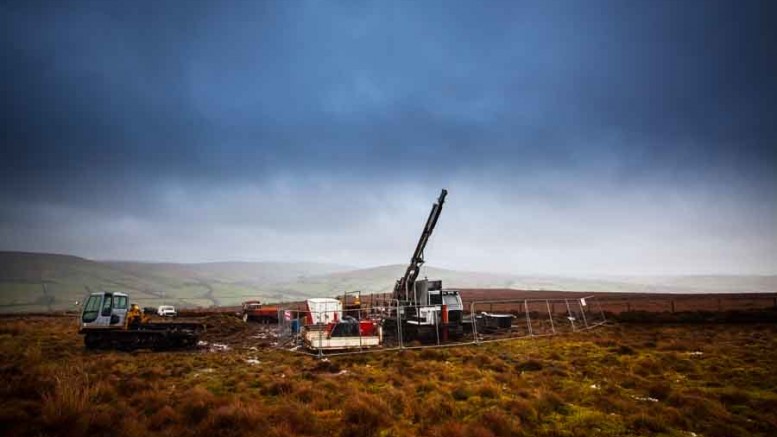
(1, 0, 775, 275)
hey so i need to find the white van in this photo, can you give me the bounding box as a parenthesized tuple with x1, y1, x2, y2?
(157, 305, 177, 317)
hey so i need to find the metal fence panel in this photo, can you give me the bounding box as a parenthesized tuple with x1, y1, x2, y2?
(274, 296, 607, 356)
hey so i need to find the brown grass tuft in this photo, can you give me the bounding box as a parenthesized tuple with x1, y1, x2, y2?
(201, 400, 270, 436)
(535, 391, 566, 415)
(628, 412, 668, 434)
(180, 385, 217, 424)
(506, 398, 538, 424)
(40, 369, 99, 435)
(647, 380, 672, 401)
(477, 381, 501, 399)
(341, 392, 390, 437)
(271, 399, 320, 435)
(515, 359, 543, 372)
(147, 405, 180, 431)
(479, 408, 522, 436)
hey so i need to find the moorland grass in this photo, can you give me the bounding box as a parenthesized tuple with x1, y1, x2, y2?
(1, 316, 776, 436)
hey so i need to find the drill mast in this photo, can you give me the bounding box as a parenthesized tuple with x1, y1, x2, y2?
(393, 189, 447, 303)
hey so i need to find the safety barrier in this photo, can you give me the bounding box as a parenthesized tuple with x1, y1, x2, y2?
(274, 296, 607, 357)
(469, 296, 606, 345)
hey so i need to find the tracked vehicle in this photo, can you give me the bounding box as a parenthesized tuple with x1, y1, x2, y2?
(79, 291, 204, 350)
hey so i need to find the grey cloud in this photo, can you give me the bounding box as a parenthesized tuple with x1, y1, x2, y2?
(1, 0, 775, 274)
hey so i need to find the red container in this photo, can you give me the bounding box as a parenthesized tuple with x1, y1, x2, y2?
(359, 320, 377, 336)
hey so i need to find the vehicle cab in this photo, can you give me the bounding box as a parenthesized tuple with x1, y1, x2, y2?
(405, 280, 464, 325)
(80, 291, 129, 330)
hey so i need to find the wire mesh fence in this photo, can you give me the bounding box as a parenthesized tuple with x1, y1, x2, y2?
(469, 296, 607, 344)
(595, 295, 777, 314)
(274, 295, 606, 357)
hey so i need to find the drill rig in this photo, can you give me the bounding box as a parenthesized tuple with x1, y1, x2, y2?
(391, 189, 464, 341)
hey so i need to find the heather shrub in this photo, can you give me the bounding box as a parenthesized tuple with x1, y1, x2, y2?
(147, 405, 180, 431)
(515, 359, 543, 372)
(341, 392, 390, 437)
(180, 385, 217, 424)
(480, 407, 522, 436)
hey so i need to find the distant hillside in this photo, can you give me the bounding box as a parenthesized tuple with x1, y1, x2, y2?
(104, 261, 351, 285)
(0, 251, 775, 313)
(280, 265, 777, 297)
(0, 252, 352, 312)
(0, 252, 162, 312)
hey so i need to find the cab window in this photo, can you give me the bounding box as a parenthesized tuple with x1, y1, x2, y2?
(115, 295, 128, 310)
(82, 295, 102, 323)
(101, 293, 113, 317)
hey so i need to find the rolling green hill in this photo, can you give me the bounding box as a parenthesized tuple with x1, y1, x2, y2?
(1, 251, 775, 313)
(0, 252, 162, 312)
(0, 252, 351, 312)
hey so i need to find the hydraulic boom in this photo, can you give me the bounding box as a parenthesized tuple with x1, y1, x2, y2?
(393, 189, 447, 303)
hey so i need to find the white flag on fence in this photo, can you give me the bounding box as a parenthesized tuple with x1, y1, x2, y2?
(284, 310, 292, 321)
(580, 298, 587, 307)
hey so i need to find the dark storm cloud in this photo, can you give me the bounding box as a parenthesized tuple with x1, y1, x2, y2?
(1, 0, 775, 273)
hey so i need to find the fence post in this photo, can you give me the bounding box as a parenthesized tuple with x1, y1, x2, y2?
(545, 300, 555, 335)
(434, 307, 440, 346)
(317, 323, 324, 359)
(397, 300, 404, 350)
(671, 300, 675, 313)
(596, 298, 606, 324)
(579, 299, 588, 329)
(565, 299, 576, 331)
(524, 299, 533, 336)
(358, 307, 363, 351)
(471, 301, 479, 345)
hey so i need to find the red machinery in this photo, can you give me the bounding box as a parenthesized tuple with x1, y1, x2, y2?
(241, 300, 280, 323)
